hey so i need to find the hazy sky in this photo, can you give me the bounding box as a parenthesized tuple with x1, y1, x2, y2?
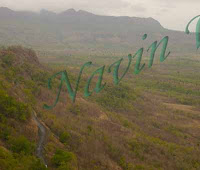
(0, 0, 199, 31)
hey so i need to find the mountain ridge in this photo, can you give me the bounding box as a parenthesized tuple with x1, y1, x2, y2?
(0, 7, 196, 56)
(0, 7, 163, 23)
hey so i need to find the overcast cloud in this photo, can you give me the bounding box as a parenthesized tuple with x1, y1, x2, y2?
(0, 0, 199, 31)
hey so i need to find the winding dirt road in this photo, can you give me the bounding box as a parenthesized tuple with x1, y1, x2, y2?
(32, 111, 48, 167)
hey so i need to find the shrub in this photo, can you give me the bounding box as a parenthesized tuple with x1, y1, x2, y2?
(94, 84, 137, 111)
(87, 125, 93, 134)
(31, 159, 47, 170)
(23, 88, 37, 105)
(59, 132, 70, 144)
(0, 123, 11, 140)
(0, 89, 31, 121)
(0, 146, 47, 170)
(1, 52, 15, 66)
(52, 149, 76, 167)
(31, 70, 50, 86)
(0, 146, 18, 170)
(9, 136, 35, 155)
(57, 162, 76, 170)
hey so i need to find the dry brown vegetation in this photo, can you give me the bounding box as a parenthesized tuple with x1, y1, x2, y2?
(0, 46, 200, 170)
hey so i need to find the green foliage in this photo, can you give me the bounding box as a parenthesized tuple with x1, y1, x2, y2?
(1, 44, 200, 170)
(30, 159, 48, 170)
(0, 123, 11, 140)
(87, 125, 93, 134)
(0, 89, 31, 121)
(119, 156, 131, 170)
(9, 136, 35, 155)
(134, 165, 146, 170)
(0, 146, 20, 170)
(95, 84, 137, 111)
(31, 70, 50, 86)
(107, 143, 122, 164)
(57, 162, 76, 170)
(129, 138, 149, 161)
(0, 146, 47, 170)
(23, 88, 37, 105)
(59, 132, 71, 144)
(52, 149, 77, 168)
(122, 119, 130, 128)
(24, 80, 39, 94)
(1, 52, 15, 66)
(4, 68, 17, 82)
(0, 114, 7, 123)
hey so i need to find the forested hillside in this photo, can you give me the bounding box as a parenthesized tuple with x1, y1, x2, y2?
(1, 46, 200, 169)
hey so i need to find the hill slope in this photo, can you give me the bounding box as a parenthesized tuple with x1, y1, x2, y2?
(1, 46, 200, 169)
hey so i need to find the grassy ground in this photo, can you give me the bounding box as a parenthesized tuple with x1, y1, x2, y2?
(38, 51, 200, 169)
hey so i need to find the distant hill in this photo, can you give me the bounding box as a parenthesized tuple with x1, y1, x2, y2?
(0, 7, 197, 56)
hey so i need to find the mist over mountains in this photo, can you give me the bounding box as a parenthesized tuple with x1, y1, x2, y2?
(0, 7, 196, 55)
(1, 7, 200, 170)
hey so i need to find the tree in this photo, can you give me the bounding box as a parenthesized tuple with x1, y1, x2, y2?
(9, 136, 35, 155)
